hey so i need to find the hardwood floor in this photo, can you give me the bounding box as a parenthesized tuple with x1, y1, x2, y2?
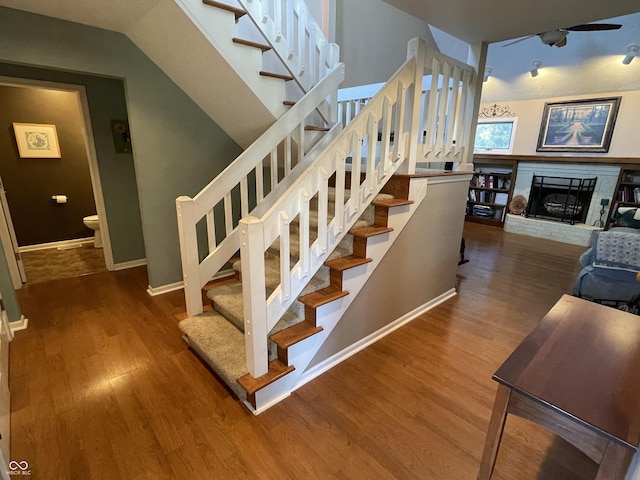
(10, 222, 599, 479)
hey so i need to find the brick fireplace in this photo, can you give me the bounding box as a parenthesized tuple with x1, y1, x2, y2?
(504, 162, 620, 246)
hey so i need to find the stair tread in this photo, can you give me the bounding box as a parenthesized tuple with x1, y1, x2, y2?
(237, 359, 295, 394)
(179, 311, 248, 400)
(202, 0, 246, 20)
(283, 100, 296, 106)
(373, 198, 414, 208)
(349, 226, 393, 238)
(270, 321, 323, 349)
(233, 37, 271, 52)
(260, 71, 294, 81)
(304, 125, 330, 132)
(325, 255, 372, 271)
(298, 285, 349, 308)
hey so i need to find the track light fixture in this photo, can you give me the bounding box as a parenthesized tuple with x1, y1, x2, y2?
(483, 67, 493, 82)
(623, 44, 640, 65)
(530, 60, 542, 77)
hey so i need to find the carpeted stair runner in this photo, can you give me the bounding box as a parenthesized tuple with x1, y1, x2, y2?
(179, 190, 394, 397)
(179, 310, 248, 400)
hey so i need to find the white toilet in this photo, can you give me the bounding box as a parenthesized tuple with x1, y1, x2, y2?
(83, 214, 103, 248)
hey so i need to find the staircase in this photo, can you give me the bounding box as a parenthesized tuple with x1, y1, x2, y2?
(175, 1, 478, 413)
(125, 0, 338, 147)
(180, 186, 413, 408)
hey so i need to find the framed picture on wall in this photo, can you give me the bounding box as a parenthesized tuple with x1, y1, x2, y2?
(12, 123, 61, 158)
(536, 97, 621, 153)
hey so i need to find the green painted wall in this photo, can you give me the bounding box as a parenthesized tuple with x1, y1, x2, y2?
(0, 7, 243, 288)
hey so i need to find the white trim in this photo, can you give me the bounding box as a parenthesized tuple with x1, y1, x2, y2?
(113, 258, 147, 271)
(250, 392, 291, 416)
(293, 288, 457, 391)
(9, 316, 28, 333)
(18, 237, 94, 253)
(146, 268, 237, 297)
(146, 282, 184, 297)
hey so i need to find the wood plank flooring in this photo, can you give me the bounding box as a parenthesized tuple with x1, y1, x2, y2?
(10, 222, 600, 479)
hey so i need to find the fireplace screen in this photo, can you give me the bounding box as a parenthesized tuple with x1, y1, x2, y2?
(525, 175, 597, 225)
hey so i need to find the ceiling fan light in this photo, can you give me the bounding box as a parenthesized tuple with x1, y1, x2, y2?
(623, 44, 640, 65)
(483, 67, 493, 82)
(539, 30, 567, 46)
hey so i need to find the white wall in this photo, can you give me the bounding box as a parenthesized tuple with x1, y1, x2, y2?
(479, 90, 640, 158)
(335, 0, 428, 87)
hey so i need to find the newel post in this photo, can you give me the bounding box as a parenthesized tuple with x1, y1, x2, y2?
(459, 41, 488, 172)
(239, 216, 269, 377)
(176, 196, 203, 317)
(399, 37, 426, 175)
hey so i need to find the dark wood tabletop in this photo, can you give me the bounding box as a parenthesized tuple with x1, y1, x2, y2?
(493, 294, 640, 450)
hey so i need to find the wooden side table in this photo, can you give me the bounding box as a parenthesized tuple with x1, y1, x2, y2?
(478, 295, 640, 480)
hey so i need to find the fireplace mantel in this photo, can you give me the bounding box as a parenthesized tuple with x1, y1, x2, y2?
(474, 154, 640, 166)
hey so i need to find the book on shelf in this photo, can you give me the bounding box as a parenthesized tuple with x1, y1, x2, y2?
(635, 187, 640, 203)
(494, 193, 509, 206)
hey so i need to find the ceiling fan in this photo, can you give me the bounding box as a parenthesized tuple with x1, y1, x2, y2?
(503, 23, 622, 48)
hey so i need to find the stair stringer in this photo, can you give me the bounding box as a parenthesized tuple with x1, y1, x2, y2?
(124, 0, 289, 148)
(248, 176, 433, 413)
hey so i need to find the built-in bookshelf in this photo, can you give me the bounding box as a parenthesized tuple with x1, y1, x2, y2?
(606, 167, 640, 229)
(466, 157, 517, 227)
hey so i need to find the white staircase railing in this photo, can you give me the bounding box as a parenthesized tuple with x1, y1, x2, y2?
(238, 38, 477, 377)
(177, 63, 345, 317)
(238, 0, 340, 97)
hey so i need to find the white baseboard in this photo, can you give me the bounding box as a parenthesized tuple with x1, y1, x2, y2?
(19, 237, 94, 252)
(9, 315, 28, 333)
(147, 281, 184, 297)
(146, 269, 237, 297)
(113, 259, 147, 271)
(294, 288, 457, 391)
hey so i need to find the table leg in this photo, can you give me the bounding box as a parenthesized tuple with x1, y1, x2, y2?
(596, 440, 634, 480)
(477, 384, 511, 480)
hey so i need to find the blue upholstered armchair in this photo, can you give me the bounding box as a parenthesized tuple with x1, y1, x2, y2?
(572, 227, 640, 302)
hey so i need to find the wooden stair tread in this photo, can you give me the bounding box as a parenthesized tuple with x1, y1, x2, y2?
(233, 38, 271, 52)
(202, 0, 246, 20)
(298, 285, 349, 308)
(237, 360, 295, 394)
(260, 71, 294, 81)
(270, 321, 323, 349)
(373, 198, 414, 208)
(349, 226, 393, 238)
(325, 255, 372, 271)
(283, 100, 296, 106)
(304, 125, 330, 132)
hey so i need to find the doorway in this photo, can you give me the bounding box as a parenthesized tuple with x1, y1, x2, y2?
(0, 77, 114, 285)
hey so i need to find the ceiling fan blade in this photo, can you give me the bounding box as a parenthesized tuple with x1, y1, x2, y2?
(502, 34, 536, 47)
(566, 23, 622, 31)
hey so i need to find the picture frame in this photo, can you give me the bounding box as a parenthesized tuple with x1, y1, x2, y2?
(536, 97, 621, 153)
(12, 123, 61, 158)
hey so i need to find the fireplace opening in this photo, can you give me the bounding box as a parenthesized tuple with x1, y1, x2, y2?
(525, 175, 597, 225)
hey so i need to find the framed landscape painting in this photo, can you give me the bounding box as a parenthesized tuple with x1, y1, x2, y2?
(13, 123, 61, 158)
(536, 97, 621, 153)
